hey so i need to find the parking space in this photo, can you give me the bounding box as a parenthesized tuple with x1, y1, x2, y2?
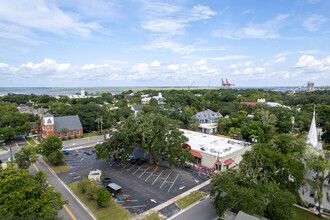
(58, 147, 209, 215)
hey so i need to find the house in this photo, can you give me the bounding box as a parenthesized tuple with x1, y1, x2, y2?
(181, 129, 251, 170)
(141, 93, 166, 105)
(195, 109, 222, 134)
(257, 98, 266, 103)
(266, 102, 290, 109)
(240, 102, 257, 106)
(124, 94, 133, 101)
(40, 113, 83, 140)
(131, 105, 143, 116)
(30, 122, 40, 135)
(17, 104, 48, 116)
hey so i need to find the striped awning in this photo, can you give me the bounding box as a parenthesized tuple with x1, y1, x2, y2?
(191, 151, 202, 158)
(214, 161, 222, 165)
(224, 159, 234, 165)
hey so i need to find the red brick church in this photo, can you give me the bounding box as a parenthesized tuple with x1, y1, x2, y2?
(40, 113, 83, 140)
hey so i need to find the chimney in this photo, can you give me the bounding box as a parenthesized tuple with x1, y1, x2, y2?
(218, 110, 219, 116)
(203, 108, 205, 112)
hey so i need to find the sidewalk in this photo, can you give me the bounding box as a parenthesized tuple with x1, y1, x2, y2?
(133, 179, 211, 220)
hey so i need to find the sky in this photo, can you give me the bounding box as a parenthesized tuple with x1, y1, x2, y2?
(0, 0, 329, 87)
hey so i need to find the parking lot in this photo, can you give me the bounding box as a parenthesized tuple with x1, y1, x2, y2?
(58, 147, 209, 214)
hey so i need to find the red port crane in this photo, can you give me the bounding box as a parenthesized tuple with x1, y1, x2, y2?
(221, 78, 235, 89)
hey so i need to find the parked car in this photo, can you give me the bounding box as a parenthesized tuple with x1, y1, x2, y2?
(0, 160, 2, 164)
(102, 177, 112, 186)
(137, 158, 147, 165)
(126, 155, 136, 163)
(62, 149, 69, 154)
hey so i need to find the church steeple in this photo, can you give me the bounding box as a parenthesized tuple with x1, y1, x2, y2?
(306, 107, 322, 151)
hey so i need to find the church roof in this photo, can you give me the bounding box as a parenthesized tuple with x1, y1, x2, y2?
(54, 115, 83, 133)
(306, 111, 322, 150)
(43, 113, 54, 118)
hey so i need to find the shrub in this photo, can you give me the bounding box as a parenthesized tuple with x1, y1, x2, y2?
(48, 150, 64, 166)
(69, 136, 72, 140)
(86, 182, 98, 200)
(96, 187, 111, 207)
(77, 178, 91, 194)
(81, 135, 84, 138)
(74, 135, 77, 139)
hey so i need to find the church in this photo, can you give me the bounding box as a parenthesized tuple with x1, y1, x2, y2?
(40, 113, 83, 140)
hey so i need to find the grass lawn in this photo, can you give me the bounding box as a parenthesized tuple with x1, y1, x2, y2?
(68, 181, 133, 220)
(176, 191, 205, 209)
(25, 137, 37, 146)
(141, 213, 161, 220)
(43, 156, 70, 173)
(293, 207, 326, 220)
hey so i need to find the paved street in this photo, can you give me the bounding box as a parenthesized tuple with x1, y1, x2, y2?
(29, 159, 95, 220)
(63, 136, 104, 149)
(171, 196, 218, 220)
(0, 136, 26, 162)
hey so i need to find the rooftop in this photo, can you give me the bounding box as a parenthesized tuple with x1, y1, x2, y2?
(195, 109, 222, 121)
(180, 129, 250, 157)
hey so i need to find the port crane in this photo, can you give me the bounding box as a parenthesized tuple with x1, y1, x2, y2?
(221, 78, 235, 89)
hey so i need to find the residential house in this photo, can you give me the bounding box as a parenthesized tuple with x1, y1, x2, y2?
(195, 109, 222, 134)
(40, 113, 83, 140)
(131, 105, 143, 116)
(17, 104, 48, 117)
(141, 93, 166, 105)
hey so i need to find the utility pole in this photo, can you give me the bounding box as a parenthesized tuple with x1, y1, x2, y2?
(9, 144, 14, 166)
(100, 116, 103, 135)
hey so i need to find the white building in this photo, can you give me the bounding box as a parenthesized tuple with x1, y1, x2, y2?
(181, 129, 252, 170)
(141, 93, 166, 105)
(299, 110, 329, 212)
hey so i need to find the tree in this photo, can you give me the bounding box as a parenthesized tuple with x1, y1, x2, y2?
(96, 187, 111, 208)
(96, 113, 193, 166)
(40, 135, 62, 157)
(0, 168, 67, 218)
(321, 124, 330, 148)
(48, 150, 64, 165)
(14, 144, 38, 169)
(304, 150, 330, 217)
(218, 118, 232, 134)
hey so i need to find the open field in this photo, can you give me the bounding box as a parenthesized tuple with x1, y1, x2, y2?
(293, 207, 327, 220)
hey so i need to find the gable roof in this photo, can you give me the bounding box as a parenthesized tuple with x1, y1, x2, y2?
(44, 113, 54, 118)
(132, 105, 143, 111)
(54, 115, 83, 133)
(195, 109, 222, 121)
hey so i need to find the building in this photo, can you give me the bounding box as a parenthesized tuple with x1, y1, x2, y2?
(307, 82, 315, 92)
(124, 93, 134, 101)
(40, 113, 83, 140)
(131, 105, 143, 116)
(181, 129, 251, 170)
(299, 110, 329, 212)
(240, 102, 257, 106)
(195, 109, 222, 134)
(17, 104, 48, 116)
(257, 98, 265, 103)
(141, 93, 166, 105)
(266, 102, 290, 109)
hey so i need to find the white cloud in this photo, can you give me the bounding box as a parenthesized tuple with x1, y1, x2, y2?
(132, 63, 150, 74)
(208, 55, 251, 61)
(0, 0, 102, 40)
(274, 57, 286, 63)
(150, 60, 160, 67)
(141, 20, 187, 35)
(213, 14, 289, 39)
(303, 15, 328, 31)
(195, 59, 207, 65)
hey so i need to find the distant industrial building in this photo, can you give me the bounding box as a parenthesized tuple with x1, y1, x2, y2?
(181, 129, 251, 170)
(307, 81, 315, 92)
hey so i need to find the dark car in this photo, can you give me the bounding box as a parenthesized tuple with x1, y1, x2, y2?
(137, 158, 147, 165)
(126, 155, 136, 163)
(0, 160, 2, 164)
(102, 177, 112, 186)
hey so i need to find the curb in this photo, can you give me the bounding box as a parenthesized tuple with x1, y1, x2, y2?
(39, 158, 97, 220)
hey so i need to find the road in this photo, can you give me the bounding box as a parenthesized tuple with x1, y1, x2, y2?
(0, 136, 26, 162)
(63, 136, 104, 149)
(29, 159, 95, 220)
(171, 196, 218, 220)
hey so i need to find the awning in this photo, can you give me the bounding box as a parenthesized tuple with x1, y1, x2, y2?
(191, 151, 202, 158)
(214, 161, 222, 165)
(224, 159, 234, 166)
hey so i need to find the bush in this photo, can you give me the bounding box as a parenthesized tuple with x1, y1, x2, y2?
(81, 135, 84, 138)
(69, 136, 72, 140)
(48, 150, 64, 165)
(86, 182, 98, 200)
(74, 135, 77, 139)
(77, 178, 91, 194)
(96, 187, 111, 208)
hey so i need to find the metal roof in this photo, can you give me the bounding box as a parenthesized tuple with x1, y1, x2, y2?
(108, 183, 122, 190)
(132, 105, 143, 111)
(195, 109, 222, 121)
(43, 113, 54, 118)
(54, 115, 83, 133)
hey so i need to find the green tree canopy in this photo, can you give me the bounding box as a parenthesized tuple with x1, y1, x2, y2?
(96, 113, 194, 166)
(0, 168, 67, 218)
(40, 135, 62, 157)
(14, 144, 38, 169)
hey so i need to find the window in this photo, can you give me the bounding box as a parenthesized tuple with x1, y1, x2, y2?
(71, 130, 73, 136)
(47, 127, 49, 131)
(58, 133, 61, 137)
(196, 157, 201, 164)
(77, 129, 80, 135)
(64, 131, 67, 137)
(47, 119, 52, 124)
(215, 164, 221, 171)
(51, 126, 53, 131)
(309, 188, 315, 198)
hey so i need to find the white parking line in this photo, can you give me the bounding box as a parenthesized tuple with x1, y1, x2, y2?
(122, 163, 131, 169)
(159, 171, 172, 189)
(122, 205, 147, 208)
(167, 174, 179, 193)
(132, 165, 144, 175)
(145, 167, 158, 182)
(152, 170, 164, 185)
(139, 168, 150, 178)
(127, 163, 137, 172)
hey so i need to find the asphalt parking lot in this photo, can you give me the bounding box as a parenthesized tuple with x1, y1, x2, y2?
(58, 147, 209, 214)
